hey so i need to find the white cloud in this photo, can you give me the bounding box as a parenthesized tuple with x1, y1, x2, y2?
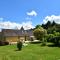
(0, 21, 34, 31)
(27, 10, 37, 16)
(22, 21, 34, 30)
(43, 15, 60, 24)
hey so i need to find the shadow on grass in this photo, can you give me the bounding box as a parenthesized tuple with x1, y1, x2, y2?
(47, 43, 60, 47)
(15, 49, 22, 51)
(30, 41, 41, 44)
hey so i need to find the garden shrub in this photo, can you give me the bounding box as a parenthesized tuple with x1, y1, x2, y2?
(4, 41, 9, 45)
(0, 41, 9, 46)
(17, 41, 22, 51)
(47, 36, 60, 47)
(47, 34, 54, 42)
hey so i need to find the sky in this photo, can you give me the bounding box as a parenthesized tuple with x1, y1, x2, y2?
(0, 0, 60, 30)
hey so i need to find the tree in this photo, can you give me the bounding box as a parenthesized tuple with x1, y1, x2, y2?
(52, 21, 56, 26)
(33, 26, 47, 42)
(42, 21, 51, 29)
(35, 25, 41, 29)
(47, 26, 56, 34)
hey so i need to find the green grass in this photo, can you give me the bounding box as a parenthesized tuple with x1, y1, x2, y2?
(0, 44, 60, 60)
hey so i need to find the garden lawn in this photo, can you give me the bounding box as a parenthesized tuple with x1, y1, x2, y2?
(0, 44, 60, 60)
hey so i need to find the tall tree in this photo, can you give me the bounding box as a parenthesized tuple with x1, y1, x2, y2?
(33, 26, 47, 42)
(52, 21, 56, 26)
(42, 21, 51, 29)
(35, 25, 41, 29)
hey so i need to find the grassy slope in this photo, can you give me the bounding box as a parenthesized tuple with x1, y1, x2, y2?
(0, 44, 60, 60)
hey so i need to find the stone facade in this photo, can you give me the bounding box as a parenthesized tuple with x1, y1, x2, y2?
(0, 27, 34, 43)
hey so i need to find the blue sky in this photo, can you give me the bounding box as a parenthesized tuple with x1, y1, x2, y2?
(0, 0, 60, 30)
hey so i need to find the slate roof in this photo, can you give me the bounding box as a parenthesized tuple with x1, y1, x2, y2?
(1, 28, 33, 37)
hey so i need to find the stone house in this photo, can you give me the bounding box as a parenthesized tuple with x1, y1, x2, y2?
(0, 27, 34, 43)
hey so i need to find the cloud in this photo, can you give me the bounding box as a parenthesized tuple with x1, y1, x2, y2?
(22, 21, 34, 30)
(0, 21, 34, 31)
(43, 15, 60, 24)
(27, 10, 37, 16)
